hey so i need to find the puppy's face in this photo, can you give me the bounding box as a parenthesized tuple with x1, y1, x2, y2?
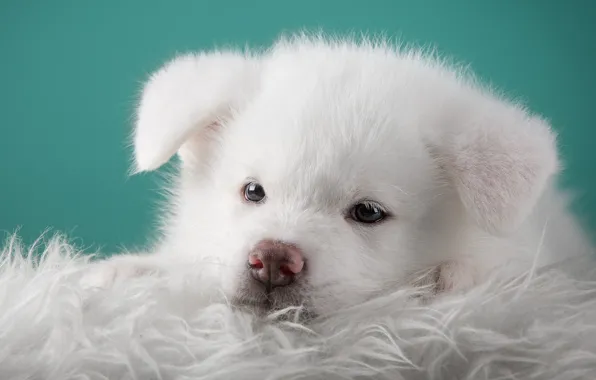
(133, 37, 558, 317)
(169, 80, 440, 315)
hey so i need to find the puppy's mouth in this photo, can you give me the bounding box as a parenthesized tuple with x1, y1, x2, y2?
(232, 283, 311, 319)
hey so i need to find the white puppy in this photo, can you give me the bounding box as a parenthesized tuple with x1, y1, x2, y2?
(89, 35, 593, 317)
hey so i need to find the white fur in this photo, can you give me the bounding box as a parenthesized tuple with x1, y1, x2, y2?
(3, 235, 596, 379)
(94, 34, 594, 316)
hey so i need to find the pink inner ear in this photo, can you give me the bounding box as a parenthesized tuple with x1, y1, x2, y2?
(176, 120, 223, 165)
(205, 121, 221, 132)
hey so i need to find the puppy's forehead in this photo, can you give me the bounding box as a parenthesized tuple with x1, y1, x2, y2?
(222, 55, 432, 206)
(214, 46, 445, 209)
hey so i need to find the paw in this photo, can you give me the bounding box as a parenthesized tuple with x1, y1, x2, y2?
(80, 256, 158, 290)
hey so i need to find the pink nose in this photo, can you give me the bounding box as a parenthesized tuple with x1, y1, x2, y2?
(248, 240, 304, 290)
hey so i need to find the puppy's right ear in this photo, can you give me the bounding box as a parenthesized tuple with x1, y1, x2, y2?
(132, 52, 260, 172)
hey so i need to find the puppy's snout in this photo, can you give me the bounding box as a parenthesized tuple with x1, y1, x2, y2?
(248, 240, 304, 290)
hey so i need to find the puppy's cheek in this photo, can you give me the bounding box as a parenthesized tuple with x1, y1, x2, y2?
(307, 276, 380, 314)
(310, 289, 369, 315)
(435, 261, 480, 293)
(219, 279, 236, 300)
(204, 261, 246, 298)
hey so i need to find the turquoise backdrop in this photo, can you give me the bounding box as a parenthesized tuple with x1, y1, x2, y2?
(1, 1, 594, 253)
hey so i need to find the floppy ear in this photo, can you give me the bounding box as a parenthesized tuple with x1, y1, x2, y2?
(133, 51, 260, 172)
(426, 94, 559, 234)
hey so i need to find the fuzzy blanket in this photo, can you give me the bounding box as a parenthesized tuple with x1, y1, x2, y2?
(1, 234, 596, 380)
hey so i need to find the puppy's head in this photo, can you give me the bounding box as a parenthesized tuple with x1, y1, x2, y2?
(133, 37, 558, 316)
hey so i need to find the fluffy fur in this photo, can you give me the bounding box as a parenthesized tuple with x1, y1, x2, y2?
(90, 34, 595, 317)
(2, 234, 596, 379)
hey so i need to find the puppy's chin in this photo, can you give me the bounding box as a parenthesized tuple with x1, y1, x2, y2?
(231, 274, 313, 320)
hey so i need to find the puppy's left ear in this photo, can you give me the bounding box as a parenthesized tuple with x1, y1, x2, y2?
(132, 51, 260, 173)
(426, 93, 559, 234)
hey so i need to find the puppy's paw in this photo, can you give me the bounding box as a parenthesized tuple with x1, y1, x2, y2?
(80, 256, 159, 290)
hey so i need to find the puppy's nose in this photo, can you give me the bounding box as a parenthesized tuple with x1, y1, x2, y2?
(248, 240, 304, 290)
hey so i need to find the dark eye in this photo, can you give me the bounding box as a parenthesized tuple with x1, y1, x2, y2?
(350, 202, 387, 224)
(243, 182, 266, 203)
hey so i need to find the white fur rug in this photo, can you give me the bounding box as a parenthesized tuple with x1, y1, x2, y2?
(1, 234, 596, 380)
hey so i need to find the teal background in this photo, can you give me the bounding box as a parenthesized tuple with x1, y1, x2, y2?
(1, 1, 595, 253)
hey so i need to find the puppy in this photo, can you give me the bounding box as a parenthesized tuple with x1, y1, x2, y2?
(87, 35, 594, 317)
